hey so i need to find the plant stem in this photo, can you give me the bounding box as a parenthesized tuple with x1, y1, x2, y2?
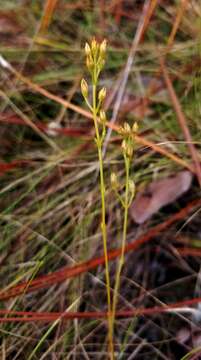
(111, 155, 130, 336)
(92, 84, 114, 359)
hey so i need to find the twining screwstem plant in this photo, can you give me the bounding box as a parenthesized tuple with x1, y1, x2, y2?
(110, 122, 137, 337)
(81, 38, 114, 357)
(81, 39, 138, 359)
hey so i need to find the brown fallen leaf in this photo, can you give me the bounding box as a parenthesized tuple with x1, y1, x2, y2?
(130, 171, 193, 224)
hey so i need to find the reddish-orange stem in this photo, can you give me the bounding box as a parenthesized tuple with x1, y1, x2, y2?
(1, 295, 201, 322)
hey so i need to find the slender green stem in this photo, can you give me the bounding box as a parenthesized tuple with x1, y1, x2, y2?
(111, 155, 130, 334)
(92, 84, 114, 359)
(92, 85, 99, 138)
(85, 97, 93, 112)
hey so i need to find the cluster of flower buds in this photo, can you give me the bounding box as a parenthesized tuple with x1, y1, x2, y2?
(119, 122, 138, 160)
(119, 122, 138, 137)
(81, 38, 108, 128)
(85, 38, 107, 79)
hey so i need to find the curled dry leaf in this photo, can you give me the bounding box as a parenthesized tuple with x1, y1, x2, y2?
(130, 171, 193, 224)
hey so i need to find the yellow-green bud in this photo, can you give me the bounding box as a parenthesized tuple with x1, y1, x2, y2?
(121, 139, 127, 153)
(132, 122, 138, 133)
(81, 78, 88, 99)
(123, 122, 131, 133)
(91, 38, 97, 55)
(128, 179, 135, 195)
(126, 143, 134, 158)
(86, 55, 94, 71)
(100, 39, 107, 58)
(121, 139, 134, 158)
(98, 87, 106, 102)
(100, 110, 106, 124)
(85, 42, 91, 57)
(110, 172, 118, 188)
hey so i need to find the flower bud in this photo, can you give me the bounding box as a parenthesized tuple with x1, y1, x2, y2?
(128, 179, 135, 195)
(100, 39, 107, 58)
(132, 122, 138, 133)
(98, 87, 106, 102)
(121, 139, 134, 158)
(110, 172, 118, 188)
(91, 38, 97, 55)
(81, 78, 88, 99)
(123, 122, 131, 133)
(100, 110, 106, 124)
(126, 143, 134, 158)
(86, 55, 94, 71)
(85, 42, 91, 57)
(121, 139, 127, 153)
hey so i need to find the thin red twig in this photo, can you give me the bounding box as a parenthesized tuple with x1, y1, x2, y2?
(1, 295, 201, 322)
